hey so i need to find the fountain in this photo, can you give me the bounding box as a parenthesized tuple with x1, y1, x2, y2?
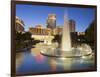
(39, 11, 93, 58)
(61, 12, 71, 52)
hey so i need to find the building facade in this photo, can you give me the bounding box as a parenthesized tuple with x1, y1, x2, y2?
(69, 19, 75, 32)
(47, 14, 56, 29)
(29, 25, 54, 45)
(15, 16, 25, 32)
(53, 26, 63, 35)
(29, 25, 52, 35)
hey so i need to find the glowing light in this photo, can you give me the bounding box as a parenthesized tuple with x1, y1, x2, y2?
(81, 56, 86, 59)
(60, 57, 66, 60)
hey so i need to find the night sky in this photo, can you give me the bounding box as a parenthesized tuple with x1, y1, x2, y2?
(16, 4, 95, 32)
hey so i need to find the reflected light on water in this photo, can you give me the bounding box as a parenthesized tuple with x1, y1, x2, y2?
(31, 48, 45, 63)
(16, 47, 95, 74)
(16, 52, 24, 69)
(48, 57, 74, 71)
(35, 53, 44, 63)
(58, 58, 73, 70)
(49, 59, 57, 72)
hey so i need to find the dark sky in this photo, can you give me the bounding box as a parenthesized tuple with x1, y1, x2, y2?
(16, 4, 95, 32)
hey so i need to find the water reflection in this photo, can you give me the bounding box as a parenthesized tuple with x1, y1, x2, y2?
(48, 58, 57, 72)
(16, 47, 95, 75)
(31, 48, 45, 63)
(47, 58, 74, 71)
(31, 48, 61, 72)
(58, 58, 73, 71)
(16, 52, 24, 69)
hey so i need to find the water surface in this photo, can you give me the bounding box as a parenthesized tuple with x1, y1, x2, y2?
(16, 47, 95, 75)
